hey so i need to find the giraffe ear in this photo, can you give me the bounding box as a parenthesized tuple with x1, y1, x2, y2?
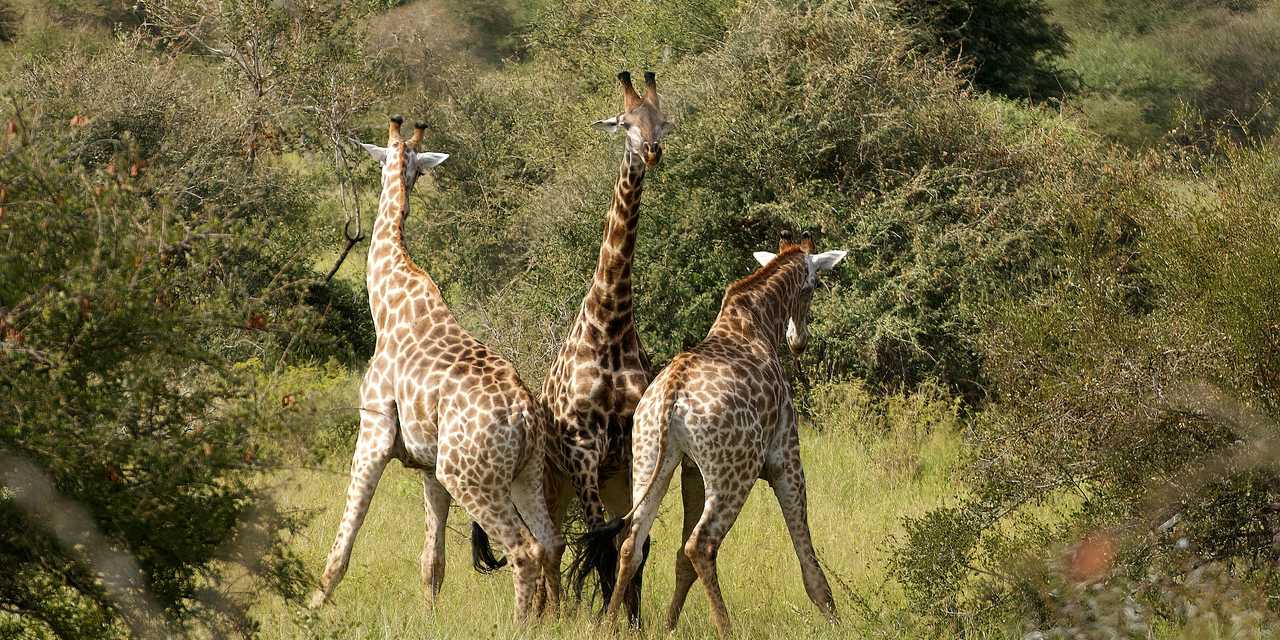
(753, 251, 777, 267)
(592, 116, 622, 134)
(360, 143, 388, 164)
(413, 152, 449, 173)
(811, 250, 848, 272)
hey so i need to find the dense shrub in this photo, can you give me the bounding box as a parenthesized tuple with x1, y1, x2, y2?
(891, 136, 1280, 628)
(897, 0, 1077, 100)
(0, 27, 375, 635)
(1051, 0, 1280, 146)
(0, 115, 316, 637)
(409, 1, 1135, 400)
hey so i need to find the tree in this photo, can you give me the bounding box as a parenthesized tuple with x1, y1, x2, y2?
(0, 86, 319, 640)
(897, 0, 1076, 100)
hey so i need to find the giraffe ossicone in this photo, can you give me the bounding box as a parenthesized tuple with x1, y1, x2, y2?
(600, 231, 847, 638)
(310, 116, 563, 625)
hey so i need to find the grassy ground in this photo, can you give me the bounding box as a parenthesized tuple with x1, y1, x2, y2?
(253, 420, 966, 639)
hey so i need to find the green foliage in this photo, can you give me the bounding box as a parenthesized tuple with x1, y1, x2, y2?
(0, 117, 313, 637)
(0, 18, 384, 634)
(412, 2, 1124, 399)
(897, 0, 1076, 99)
(0, 1, 17, 42)
(891, 136, 1280, 628)
(808, 380, 963, 481)
(1050, 0, 1280, 146)
(4, 1, 1280, 637)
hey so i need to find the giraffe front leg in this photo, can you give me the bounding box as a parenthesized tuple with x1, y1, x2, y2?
(767, 449, 837, 623)
(310, 404, 397, 608)
(538, 468, 573, 614)
(566, 450, 618, 607)
(420, 472, 451, 609)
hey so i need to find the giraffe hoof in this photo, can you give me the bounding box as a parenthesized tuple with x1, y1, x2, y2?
(307, 589, 328, 609)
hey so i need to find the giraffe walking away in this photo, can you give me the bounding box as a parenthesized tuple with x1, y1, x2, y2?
(596, 232, 846, 638)
(474, 70, 674, 624)
(309, 117, 562, 624)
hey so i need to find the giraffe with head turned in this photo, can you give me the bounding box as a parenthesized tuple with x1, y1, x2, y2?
(595, 231, 847, 638)
(308, 116, 563, 623)
(544, 70, 673, 622)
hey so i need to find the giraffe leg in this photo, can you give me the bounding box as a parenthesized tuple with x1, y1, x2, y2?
(665, 458, 704, 631)
(511, 452, 564, 619)
(451, 485, 543, 625)
(767, 452, 838, 623)
(603, 437, 681, 627)
(684, 477, 752, 639)
(309, 403, 396, 608)
(420, 472, 451, 609)
(602, 471, 649, 628)
(566, 449, 617, 607)
(536, 468, 573, 615)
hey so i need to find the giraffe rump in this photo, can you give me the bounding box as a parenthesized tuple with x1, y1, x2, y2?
(470, 522, 507, 574)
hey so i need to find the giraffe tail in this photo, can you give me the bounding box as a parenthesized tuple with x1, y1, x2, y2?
(568, 516, 625, 608)
(620, 355, 687, 523)
(569, 357, 688, 610)
(470, 522, 507, 574)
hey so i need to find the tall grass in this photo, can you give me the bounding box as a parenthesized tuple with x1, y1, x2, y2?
(252, 385, 967, 639)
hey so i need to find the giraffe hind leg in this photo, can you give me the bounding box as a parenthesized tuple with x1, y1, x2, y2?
(309, 403, 397, 608)
(458, 489, 544, 625)
(665, 458, 704, 631)
(683, 476, 753, 639)
(511, 453, 565, 619)
(603, 434, 681, 627)
(602, 471, 649, 628)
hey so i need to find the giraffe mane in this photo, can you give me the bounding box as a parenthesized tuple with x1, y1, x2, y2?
(722, 245, 807, 301)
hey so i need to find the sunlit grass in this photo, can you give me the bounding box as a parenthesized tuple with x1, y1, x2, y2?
(253, 421, 966, 639)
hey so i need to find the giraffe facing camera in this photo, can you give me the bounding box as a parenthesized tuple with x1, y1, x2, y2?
(592, 70, 674, 168)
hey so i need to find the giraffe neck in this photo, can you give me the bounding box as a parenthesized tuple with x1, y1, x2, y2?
(710, 254, 807, 350)
(582, 148, 646, 326)
(366, 145, 444, 327)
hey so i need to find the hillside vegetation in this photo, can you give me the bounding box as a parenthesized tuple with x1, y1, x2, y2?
(2, 0, 1279, 638)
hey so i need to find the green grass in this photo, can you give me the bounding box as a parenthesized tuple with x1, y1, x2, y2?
(253, 421, 966, 639)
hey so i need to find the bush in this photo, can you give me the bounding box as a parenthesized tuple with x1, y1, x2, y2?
(1051, 0, 1280, 146)
(890, 135, 1280, 629)
(808, 380, 962, 481)
(0, 115, 316, 636)
(897, 0, 1077, 100)
(408, 1, 1131, 400)
(0, 1, 18, 42)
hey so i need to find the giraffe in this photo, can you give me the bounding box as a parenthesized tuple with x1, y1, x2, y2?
(542, 70, 673, 623)
(596, 232, 847, 638)
(308, 116, 563, 624)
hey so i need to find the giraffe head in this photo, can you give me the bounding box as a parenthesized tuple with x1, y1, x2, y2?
(360, 116, 449, 204)
(752, 232, 847, 354)
(593, 71, 673, 168)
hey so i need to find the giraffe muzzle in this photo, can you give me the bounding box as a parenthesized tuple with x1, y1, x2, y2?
(643, 143, 662, 167)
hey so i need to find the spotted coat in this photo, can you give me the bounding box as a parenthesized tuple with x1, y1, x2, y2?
(309, 118, 563, 624)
